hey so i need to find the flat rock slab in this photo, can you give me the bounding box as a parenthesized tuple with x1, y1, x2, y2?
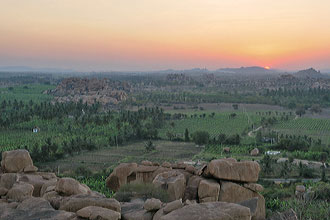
(204, 159, 260, 183)
(160, 202, 251, 220)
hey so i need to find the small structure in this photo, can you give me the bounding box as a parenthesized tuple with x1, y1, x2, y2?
(32, 126, 40, 133)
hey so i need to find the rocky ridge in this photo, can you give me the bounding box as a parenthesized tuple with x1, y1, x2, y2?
(1, 149, 267, 220)
(50, 77, 130, 106)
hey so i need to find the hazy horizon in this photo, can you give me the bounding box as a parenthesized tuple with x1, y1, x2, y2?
(1, 0, 330, 71)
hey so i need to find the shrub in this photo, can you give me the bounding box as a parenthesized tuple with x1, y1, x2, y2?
(192, 131, 210, 145)
(74, 166, 93, 177)
(114, 183, 169, 202)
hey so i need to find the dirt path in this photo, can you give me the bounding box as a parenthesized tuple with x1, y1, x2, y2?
(248, 126, 263, 137)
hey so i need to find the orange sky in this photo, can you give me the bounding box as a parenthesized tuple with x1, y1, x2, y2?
(1, 0, 330, 71)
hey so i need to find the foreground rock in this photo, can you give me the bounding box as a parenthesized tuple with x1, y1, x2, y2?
(0, 150, 122, 220)
(1, 150, 37, 173)
(204, 158, 260, 183)
(77, 206, 121, 220)
(152, 171, 186, 201)
(219, 181, 265, 220)
(106, 163, 138, 191)
(160, 202, 251, 220)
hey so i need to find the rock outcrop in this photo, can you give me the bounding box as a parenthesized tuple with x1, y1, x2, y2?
(1, 149, 266, 220)
(107, 158, 265, 220)
(51, 77, 130, 106)
(0, 149, 122, 220)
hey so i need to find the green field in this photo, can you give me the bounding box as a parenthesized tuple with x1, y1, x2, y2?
(159, 112, 262, 139)
(272, 117, 330, 145)
(0, 84, 55, 102)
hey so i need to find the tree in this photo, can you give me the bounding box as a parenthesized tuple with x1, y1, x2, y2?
(192, 131, 210, 145)
(310, 104, 322, 114)
(145, 140, 155, 152)
(295, 107, 306, 117)
(260, 155, 273, 175)
(184, 128, 190, 142)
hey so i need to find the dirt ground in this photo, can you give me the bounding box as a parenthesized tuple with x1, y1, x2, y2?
(41, 140, 202, 175)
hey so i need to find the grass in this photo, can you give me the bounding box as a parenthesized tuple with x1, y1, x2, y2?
(40, 140, 201, 174)
(159, 112, 262, 139)
(272, 117, 330, 145)
(0, 83, 55, 103)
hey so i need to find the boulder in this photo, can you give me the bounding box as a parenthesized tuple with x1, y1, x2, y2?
(163, 199, 183, 214)
(223, 147, 231, 153)
(6, 182, 34, 202)
(40, 178, 58, 197)
(185, 165, 196, 174)
(106, 163, 138, 191)
(160, 202, 251, 220)
(295, 185, 305, 193)
(135, 165, 160, 183)
(0, 197, 76, 220)
(198, 179, 220, 203)
(237, 197, 259, 217)
(55, 177, 91, 196)
(295, 185, 306, 199)
(161, 162, 172, 168)
(23, 165, 38, 173)
(219, 181, 265, 220)
(59, 194, 121, 213)
(141, 160, 153, 166)
(0, 187, 8, 196)
(250, 148, 259, 156)
(121, 200, 154, 220)
(143, 198, 162, 211)
(77, 206, 121, 220)
(19, 174, 50, 197)
(204, 159, 260, 183)
(1, 150, 35, 173)
(184, 199, 197, 205)
(183, 175, 203, 201)
(243, 183, 264, 192)
(0, 173, 18, 189)
(153, 171, 186, 201)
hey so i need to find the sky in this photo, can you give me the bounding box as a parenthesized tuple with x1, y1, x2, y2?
(1, 0, 330, 71)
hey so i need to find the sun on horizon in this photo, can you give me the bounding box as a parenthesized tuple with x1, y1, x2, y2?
(264, 66, 270, 70)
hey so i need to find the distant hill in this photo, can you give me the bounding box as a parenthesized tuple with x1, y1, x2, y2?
(216, 66, 276, 75)
(294, 68, 324, 78)
(0, 66, 75, 73)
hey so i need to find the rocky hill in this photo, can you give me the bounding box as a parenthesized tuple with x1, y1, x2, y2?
(295, 68, 323, 78)
(50, 77, 131, 106)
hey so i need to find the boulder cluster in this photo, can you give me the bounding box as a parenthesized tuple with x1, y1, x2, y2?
(0, 150, 120, 220)
(50, 77, 130, 106)
(106, 158, 266, 220)
(0, 149, 266, 220)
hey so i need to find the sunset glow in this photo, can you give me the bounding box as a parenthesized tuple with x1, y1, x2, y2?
(1, 0, 330, 71)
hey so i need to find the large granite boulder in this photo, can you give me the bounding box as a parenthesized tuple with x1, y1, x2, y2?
(204, 159, 260, 183)
(0, 173, 18, 189)
(0, 197, 76, 220)
(59, 194, 121, 213)
(1, 150, 37, 173)
(198, 179, 220, 203)
(6, 182, 34, 202)
(219, 181, 265, 220)
(55, 177, 91, 196)
(77, 206, 121, 220)
(183, 175, 203, 201)
(160, 202, 251, 220)
(106, 163, 138, 191)
(153, 171, 186, 201)
(144, 198, 162, 211)
(121, 200, 154, 220)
